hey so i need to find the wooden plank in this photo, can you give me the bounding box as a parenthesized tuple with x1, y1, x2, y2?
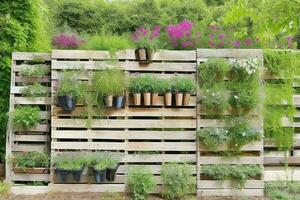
(10, 186, 49, 195)
(264, 157, 300, 166)
(198, 188, 264, 196)
(127, 142, 196, 151)
(12, 52, 51, 61)
(124, 154, 196, 163)
(12, 144, 48, 152)
(118, 164, 196, 174)
(13, 65, 50, 72)
(14, 97, 51, 105)
(51, 142, 125, 150)
(199, 156, 262, 164)
(197, 49, 263, 58)
(15, 76, 50, 83)
(264, 167, 300, 181)
(198, 180, 263, 189)
(14, 135, 49, 142)
(52, 119, 196, 128)
(294, 95, 300, 106)
(11, 86, 51, 94)
(49, 184, 125, 193)
(199, 141, 262, 152)
(13, 124, 50, 132)
(11, 173, 49, 182)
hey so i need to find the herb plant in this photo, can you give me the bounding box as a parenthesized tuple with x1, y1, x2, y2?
(198, 127, 229, 151)
(265, 82, 294, 105)
(201, 86, 227, 114)
(229, 57, 258, 81)
(160, 78, 172, 93)
(127, 166, 155, 200)
(12, 106, 40, 129)
(171, 76, 196, 93)
(161, 163, 194, 200)
(20, 65, 49, 77)
(132, 26, 160, 50)
(57, 71, 84, 97)
(21, 82, 49, 97)
(53, 154, 86, 170)
(266, 181, 300, 200)
(134, 75, 153, 93)
(11, 152, 50, 168)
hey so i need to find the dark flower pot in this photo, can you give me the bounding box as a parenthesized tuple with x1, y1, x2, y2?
(135, 48, 147, 61)
(114, 96, 125, 108)
(146, 49, 154, 60)
(106, 165, 119, 181)
(93, 168, 107, 183)
(57, 95, 77, 111)
(56, 168, 70, 182)
(72, 168, 84, 182)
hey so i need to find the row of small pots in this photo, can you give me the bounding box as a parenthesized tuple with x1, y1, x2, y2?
(103, 95, 125, 108)
(55, 165, 118, 183)
(133, 92, 191, 106)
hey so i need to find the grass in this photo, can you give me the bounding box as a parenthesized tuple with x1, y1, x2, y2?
(0, 182, 10, 197)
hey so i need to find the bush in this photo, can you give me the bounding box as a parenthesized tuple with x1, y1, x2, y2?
(12, 106, 40, 129)
(10, 152, 50, 168)
(161, 163, 194, 200)
(127, 166, 155, 200)
(52, 33, 85, 49)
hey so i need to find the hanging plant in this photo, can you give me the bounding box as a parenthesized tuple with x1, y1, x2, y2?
(229, 57, 259, 81)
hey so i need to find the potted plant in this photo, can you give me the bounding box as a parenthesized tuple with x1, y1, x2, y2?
(161, 78, 172, 106)
(151, 77, 161, 106)
(182, 78, 196, 106)
(171, 77, 186, 106)
(112, 68, 126, 108)
(10, 152, 50, 174)
(106, 157, 120, 181)
(12, 106, 40, 130)
(129, 76, 143, 106)
(57, 71, 83, 111)
(93, 159, 108, 183)
(132, 26, 160, 62)
(138, 75, 153, 106)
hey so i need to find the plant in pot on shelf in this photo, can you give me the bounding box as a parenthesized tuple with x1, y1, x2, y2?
(106, 156, 121, 181)
(129, 76, 143, 106)
(138, 75, 153, 106)
(161, 78, 172, 106)
(10, 152, 50, 174)
(132, 26, 160, 62)
(151, 77, 162, 106)
(182, 78, 196, 106)
(86, 152, 107, 183)
(112, 68, 126, 108)
(12, 106, 41, 130)
(171, 76, 187, 106)
(57, 71, 83, 111)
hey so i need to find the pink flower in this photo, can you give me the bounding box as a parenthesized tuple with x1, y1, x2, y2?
(181, 40, 194, 48)
(209, 34, 214, 39)
(52, 33, 85, 49)
(287, 36, 294, 41)
(166, 20, 194, 49)
(244, 38, 252, 46)
(218, 34, 225, 40)
(232, 41, 241, 48)
(208, 41, 215, 48)
(218, 42, 225, 48)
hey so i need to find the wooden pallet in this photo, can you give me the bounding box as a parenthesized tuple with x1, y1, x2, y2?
(50, 50, 197, 193)
(6, 52, 51, 184)
(196, 49, 264, 197)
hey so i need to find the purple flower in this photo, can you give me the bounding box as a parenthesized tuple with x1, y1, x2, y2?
(218, 34, 225, 40)
(181, 40, 194, 48)
(232, 41, 241, 48)
(151, 26, 161, 39)
(52, 33, 85, 49)
(244, 38, 252, 46)
(209, 34, 214, 39)
(287, 36, 294, 41)
(208, 41, 215, 48)
(166, 20, 194, 49)
(218, 42, 225, 48)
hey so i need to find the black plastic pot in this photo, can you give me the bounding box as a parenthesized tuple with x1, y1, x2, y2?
(72, 168, 84, 182)
(114, 96, 124, 108)
(93, 168, 107, 183)
(57, 95, 77, 111)
(106, 164, 119, 181)
(56, 168, 70, 182)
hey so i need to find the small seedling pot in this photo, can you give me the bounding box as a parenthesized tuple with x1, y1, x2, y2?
(72, 168, 84, 182)
(175, 93, 183, 106)
(135, 48, 147, 61)
(151, 93, 159, 106)
(183, 93, 191, 106)
(133, 93, 141, 106)
(56, 168, 70, 182)
(106, 164, 119, 181)
(164, 92, 172, 106)
(93, 168, 107, 183)
(143, 92, 151, 106)
(103, 95, 113, 107)
(114, 96, 125, 108)
(57, 95, 77, 111)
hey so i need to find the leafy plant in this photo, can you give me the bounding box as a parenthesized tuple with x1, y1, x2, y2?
(94, 159, 108, 171)
(10, 152, 50, 168)
(264, 106, 295, 128)
(127, 166, 155, 200)
(265, 127, 294, 151)
(132, 26, 160, 50)
(266, 182, 300, 200)
(198, 58, 229, 85)
(161, 163, 194, 200)
(229, 57, 259, 81)
(265, 81, 294, 105)
(12, 106, 40, 129)
(198, 127, 229, 151)
(201, 86, 228, 114)
(132, 75, 153, 93)
(0, 182, 10, 197)
(53, 154, 86, 170)
(21, 82, 49, 97)
(160, 78, 172, 93)
(171, 76, 196, 93)
(57, 71, 84, 97)
(19, 65, 49, 77)
(202, 164, 261, 188)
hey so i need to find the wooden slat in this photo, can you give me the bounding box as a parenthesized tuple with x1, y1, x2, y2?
(12, 173, 49, 182)
(127, 142, 196, 151)
(13, 124, 50, 132)
(14, 135, 49, 142)
(264, 157, 300, 165)
(48, 184, 125, 193)
(12, 144, 48, 152)
(124, 154, 196, 163)
(12, 52, 51, 61)
(264, 167, 300, 181)
(11, 186, 49, 195)
(14, 97, 51, 105)
(199, 156, 262, 165)
(198, 180, 263, 189)
(199, 141, 262, 152)
(198, 189, 264, 196)
(197, 49, 263, 58)
(51, 142, 125, 150)
(11, 86, 51, 94)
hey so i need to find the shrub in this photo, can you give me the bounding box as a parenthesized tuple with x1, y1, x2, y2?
(10, 152, 50, 168)
(53, 154, 86, 170)
(12, 106, 40, 129)
(127, 166, 155, 200)
(229, 57, 258, 81)
(21, 83, 49, 97)
(161, 163, 194, 200)
(52, 33, 85, 49)
(57, 71, 84, 97)
(198, 127, 229, 151)
(198, 58, 229, 85)
(19, 65, 49, 77)
(201, 86, 227, 114)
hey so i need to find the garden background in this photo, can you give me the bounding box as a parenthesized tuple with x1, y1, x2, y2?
(0, 0, 299, 174)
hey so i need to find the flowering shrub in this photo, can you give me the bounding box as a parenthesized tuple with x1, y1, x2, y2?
(132, 26, 160, 50)
(229, 58, 258, 81)
(166, 20, 195, 49)
(52, 33, 85, 49)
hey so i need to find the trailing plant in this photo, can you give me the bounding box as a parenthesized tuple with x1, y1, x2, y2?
(21, 83, 49, 97)
(201, 85, 228, 114)
(57, 71, 84, 97)
(198, 58, 229, 85)
(53, 154, 86, 170)
(12, 106, 40, 129)
(202, 164, 261, 188)
(10, 152, 50, 168)
(161, 163, 194, 200)
(197, 127, 229, 151)
(19, 65, 49, 77)
(132, 26, 160, 50)
(127, 166, 155, 200)
(264, 106, 296, 128)
(265, 81, 294, 105)
(229, 57, 259, 81)
(265, 127, 294, 151)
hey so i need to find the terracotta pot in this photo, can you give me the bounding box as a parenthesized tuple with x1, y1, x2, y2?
(175, 93, 183, 106)
(0, 163, 5, 177)
(13, 167, 49, 174)
(151, 93, 159, 106)
(135, 48, 147, 61)
(183, 93, 191, 106)
(164, 92, 172, 106)
(104, 95, 113, 107)
(143, 93, 151, 106)
(133, 93, 141, 106)
(146, 49, 154, 60)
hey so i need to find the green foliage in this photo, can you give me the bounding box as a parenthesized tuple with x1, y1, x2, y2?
(171, 76, 196, 93)
(53, 154, 86, 170)
(202, 164, 261, 188)
(21, 83, 49, 97)
(12, 106, 40, 129)
(0, 182, 10, 197)
(57, 71, 84, 97)
(94, 159, 108, 171)
(229, 57, 259, 81)
(264, 106, 295, 128)
(197, 127, 229, 151)
(266, 182, 300, 200)
(127, 166, 155, 200)
(198, 58, 230, 85)
(201, 85, 228, 114)
(265, 127, 294, 151)
(160, 78, 172, 93)
(86, 152, 121, 169)
(19, 65, 49, 77)
(10, 152, 50, 168)
(265, 82, 294, 105)
(131, 75, 153, 93)
(161, 163, 194, 200)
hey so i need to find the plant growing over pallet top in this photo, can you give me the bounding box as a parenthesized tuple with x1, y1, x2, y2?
(12, 106, 41, 129)
(229, 57, 259, 81)
(10, 152, 50, 170)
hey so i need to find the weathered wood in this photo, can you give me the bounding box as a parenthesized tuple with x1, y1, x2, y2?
(48, 184, 125, 193)
(12, 52, 51, 61)
(264, 167, 300, 181)
(10, 186, 49, 195)
(197, 49, 263, 58)
(11, 173, 49, 182)
(197, 189, 264, 196)
(198, 180, 263, 189)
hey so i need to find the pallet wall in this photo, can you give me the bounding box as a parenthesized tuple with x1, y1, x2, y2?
(196, 49, 264, 197)
(6, 52, 51, 184)
(49, 50, 197, 193)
